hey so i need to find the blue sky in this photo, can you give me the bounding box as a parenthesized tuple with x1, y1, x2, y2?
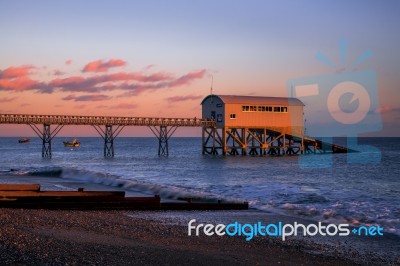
(0, 0, 399, 136)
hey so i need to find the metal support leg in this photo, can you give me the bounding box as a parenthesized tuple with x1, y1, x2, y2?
(42, 124, 51, 158)
(202, 126, 206, 154)
(149, 126, 178, 156)
(158, 126, 168, 156)
(28, 123, 64, 158)
(104, 125, 114, 157)
(212, 128, 216, 155)
(241, 128, 247, 156)
(93, 125, 125, 158)
(222, 127, 227, 155)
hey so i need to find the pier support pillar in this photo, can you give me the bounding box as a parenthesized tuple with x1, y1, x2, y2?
(42, 124, 51, 158)
(202, 126, 206, 154)
(202, 127, 223, 155)
(222, 127, 227, 155)
(28, 123, 64, 158)
(104, 125, 114, 157)
(93, 125, 125, 158)
(158, 125, 168, 156)
(149, 126, 178, 156)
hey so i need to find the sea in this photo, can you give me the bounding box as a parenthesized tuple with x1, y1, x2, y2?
(0, 137, 399, 237)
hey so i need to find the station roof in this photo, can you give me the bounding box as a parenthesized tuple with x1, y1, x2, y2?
(201, 95, 304, 106)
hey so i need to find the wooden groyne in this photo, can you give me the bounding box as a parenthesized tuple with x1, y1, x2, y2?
(0, 184, 248, 210)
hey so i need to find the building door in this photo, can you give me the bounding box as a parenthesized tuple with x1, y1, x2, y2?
(211, 111, 216, 119)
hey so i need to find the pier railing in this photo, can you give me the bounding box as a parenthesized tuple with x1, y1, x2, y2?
(0, 114, 215, 127)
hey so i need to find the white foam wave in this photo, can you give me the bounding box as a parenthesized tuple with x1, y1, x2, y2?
(60, 167, 245, 203)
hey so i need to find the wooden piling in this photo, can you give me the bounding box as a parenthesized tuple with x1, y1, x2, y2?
(0, 184, 40, 191)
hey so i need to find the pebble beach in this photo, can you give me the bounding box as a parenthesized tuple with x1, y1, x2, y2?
(1, 208, 398, 265)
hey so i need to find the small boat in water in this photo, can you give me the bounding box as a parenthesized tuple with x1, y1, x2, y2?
(18, 138, 30, 143)
(63, 138, 80, 147)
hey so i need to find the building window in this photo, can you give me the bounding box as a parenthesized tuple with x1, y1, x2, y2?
(241, 105, 288, 113)
(230, 113, 236, 119)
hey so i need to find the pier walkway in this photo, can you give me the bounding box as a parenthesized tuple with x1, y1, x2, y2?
(0, 113, 214, 158)
(1, 113, 352, 158)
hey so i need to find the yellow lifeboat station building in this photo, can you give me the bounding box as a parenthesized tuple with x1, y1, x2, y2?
(201, 94, 347, 156)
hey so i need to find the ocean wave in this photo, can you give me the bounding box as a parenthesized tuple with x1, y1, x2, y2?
(11, 166, 400, 237)
(27, 167, 63, 177)
(292, 193, 330, 204)
(58, 167, 245, 204)
(256, 201, 400, 237)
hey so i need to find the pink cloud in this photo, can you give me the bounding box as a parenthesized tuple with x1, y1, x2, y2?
(53, 69, 64, 76)
(82, 59, 126, 73)
(168, 70, 206, 87)
(107, 71, 173, 83)
(167, 95, 203, 102)
(62, 94, 77, 101)
(0, 96, 18, 103)
(65, 59, 72, 65)
(47, 71, 174, 93)
(119, 70, 207, 97)
(0, 63, 207, 96)
(0, 65, 35, 79)
(0, 65, 51, 92)
(50, 76, 87, 89)
(0, 77, 49, 92)
(143, 64, 156, 71)
(62, 94, 111, 101)
(48, 69, 203, 94)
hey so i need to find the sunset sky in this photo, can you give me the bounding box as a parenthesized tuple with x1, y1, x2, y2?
(0, 0, 399, 137)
